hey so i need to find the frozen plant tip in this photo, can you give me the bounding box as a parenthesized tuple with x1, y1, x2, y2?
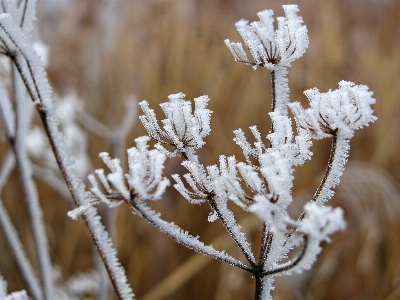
(139, 93, 212, 161)
(289, 81, 377, 139)
(224, 5, 308, 70)
(69, 136, 170, 219)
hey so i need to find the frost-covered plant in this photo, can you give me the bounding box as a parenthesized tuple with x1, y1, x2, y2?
(0, 2, 376, 300)
(0, 1, 134, 299)
(68, 5, 376, 299)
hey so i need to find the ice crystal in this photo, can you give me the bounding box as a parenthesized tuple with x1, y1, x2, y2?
(139, 93, 212, 161)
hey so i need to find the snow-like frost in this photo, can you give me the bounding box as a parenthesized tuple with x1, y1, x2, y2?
(225, 4, 308, 69)
(0, 274, 29, 300)
(298, 202, 346, 242)
(289, 81, 376, 139)
(0, 13, 134, 299)
(139, 94, 212, 161)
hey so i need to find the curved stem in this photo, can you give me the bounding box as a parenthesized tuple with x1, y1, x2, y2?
(129, 199, 253, 273)
(299, 132, 338, 221)
(208, 197, 257, 268)
(260, 235, 308, 277)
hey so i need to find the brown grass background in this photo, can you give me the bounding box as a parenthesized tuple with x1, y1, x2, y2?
(1, 0, 400, 299)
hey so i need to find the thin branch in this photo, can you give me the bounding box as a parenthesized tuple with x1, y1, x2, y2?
(141, 215, 260, 300)
(260, 235, 308, 276)
(208, 196, 257, 268)
(0, 15, 134, 300)
(11, 65, 54, 300)
(298, 132, 338, 221)
(258, 226, 272, 267)
(0, 199, 43, 300)
(128, 199, 253, 273)
(284, 133, 339, 246)
(0, 151, 15, 191)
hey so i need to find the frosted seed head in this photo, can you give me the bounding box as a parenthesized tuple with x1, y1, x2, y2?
(226, 5, 308, 69)
(140, 94, 212, 159)
(294, 82, 376, 139)
(298, 202, 346, 242)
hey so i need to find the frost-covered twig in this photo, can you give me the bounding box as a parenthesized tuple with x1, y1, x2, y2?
(10, 65, 54, 300)
(128, 200, 252, 272)
(0, 12, 134, 300)
(0, 150, 43, 299)
(0, 200, 43, 300)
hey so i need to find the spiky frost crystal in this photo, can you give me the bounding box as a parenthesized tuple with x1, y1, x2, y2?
(225, 4, 309, 70)
(139, 93, 212, 161)
(69, 137, 170, 219)
(289, 81, 377, 139)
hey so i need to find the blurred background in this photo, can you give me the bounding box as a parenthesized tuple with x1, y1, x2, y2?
(1, 0, 400, 299)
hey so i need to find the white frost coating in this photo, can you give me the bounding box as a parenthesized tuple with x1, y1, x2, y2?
(249, 195, 288, 233)
(73, 136, 170, 216)
(0, 0, 37, 39)
(84, 207, 135, 299)
(279, 203, 346, 277)
(33, 41, 49, 67)
(272, 66, 289, 116)
(0, 14, 52, 107)
(298, 202, 346, 242)
(225, 5, 308, 69)
(315, 137, 350, 204)
(11, 41, 54, 299)
(133, 200, 249, 270)
(139, 93, 212, 161)
(173, 156, 255, 264)
(289, 81, 377, 139)
(0, 274, 29, 300)
(127, 136, 170, 200)
(276, 5, 309, 65)
(0, 14, 134, 299)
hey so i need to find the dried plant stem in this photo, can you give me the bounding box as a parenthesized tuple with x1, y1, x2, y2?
(298, 132, 339, 222)
(260, 236, 308, 277)
(10, 66, 54, 300)
(253, 236, 308, 300)
(208, 197, 257, 267)
(311, 131, 338, 202)
(0, 199, 43, 300)
(128, 199, 252, 272)
(142, 215, 260, 300)
(0, 16, 133, 299)
(39, 112, 132, 300)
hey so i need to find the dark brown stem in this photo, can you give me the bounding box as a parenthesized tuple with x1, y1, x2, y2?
(254, 273, 265, 300)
